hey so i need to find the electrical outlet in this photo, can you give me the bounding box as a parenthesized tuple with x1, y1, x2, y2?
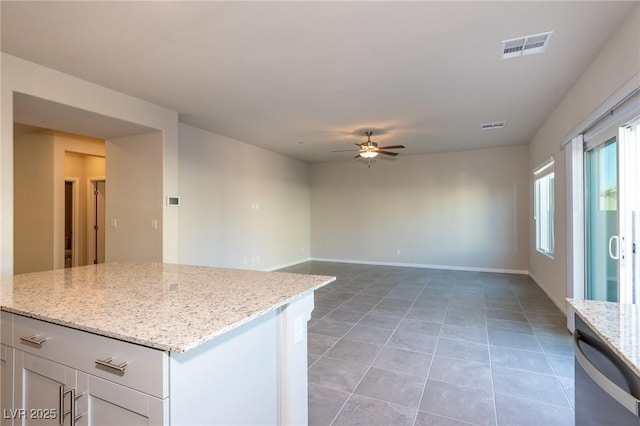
(396, 249, 401, 256)
(110, 219, 117, 228)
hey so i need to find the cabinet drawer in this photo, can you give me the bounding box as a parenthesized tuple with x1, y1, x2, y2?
(11, 313, 168, 398)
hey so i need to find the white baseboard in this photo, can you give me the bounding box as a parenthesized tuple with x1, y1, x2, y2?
(309, 257, 529, 275)
(264, 257, 312, 272)
(528, 271, 568, 315)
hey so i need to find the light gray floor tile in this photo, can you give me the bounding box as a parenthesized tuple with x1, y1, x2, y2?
(308, 356, 369, 392)
(378, 297, 414, 307)
(415, 411, 475, 426)
(495, 392, 573, 426)
(308, 318, 355, 338)
(440, 323, 488, 344)
(538, 335, 574, 357)
(435, 338, 490, 364)
(308, 384, 350, 426)
(338, 301, 376, 313)
(370, 304, 410, 318)
(354, 367, 426, 408)
(308, 332, 339, 356)
(444, 309, 487, 329)
(373, 346, 433, 378)
(308, 353, 319, 367)
(487, 329, 543, 352)
(326, 309, 366, 323)
(295, 261, 576, 425)
(420, 380, 496, 426)
(406, 306, 448, 323)
(349, 294, 384, 304)
(325, 338, 382, 365)
(333, 394, 416, 426)
(547, 354, 574, 379)
(388, 329, 439, 354)
(396, 318, 441, 336)
(428, 355, 493, 391)
(486, 308, 528, 322)
(557, 376, 575, 409)
(489, 346, 554, 375)
(492, 366, 569, 406)
(311, 306, 332, 319)
(344, 324, 394, 345)
(486, 318, 534, 335)
(358, 313, 403, 330)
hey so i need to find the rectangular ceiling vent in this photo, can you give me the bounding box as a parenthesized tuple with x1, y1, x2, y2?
(481, 121, 506, 130)
(501, 31, 553, 60)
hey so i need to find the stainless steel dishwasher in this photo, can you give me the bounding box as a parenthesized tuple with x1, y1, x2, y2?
(574, 315, 640, 425)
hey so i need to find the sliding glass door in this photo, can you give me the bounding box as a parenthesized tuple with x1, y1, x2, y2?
(585, 137, 618, 301)
(585, 118, 639, 303)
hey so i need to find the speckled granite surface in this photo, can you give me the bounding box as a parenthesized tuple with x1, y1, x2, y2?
(568, 298, 640, 376)
(0, 262, 335, 353)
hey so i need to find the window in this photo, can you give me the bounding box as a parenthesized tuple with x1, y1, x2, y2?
(534, 157, 555, 257)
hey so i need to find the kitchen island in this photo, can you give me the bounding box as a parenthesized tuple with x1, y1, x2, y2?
(0, 262, 335, 425)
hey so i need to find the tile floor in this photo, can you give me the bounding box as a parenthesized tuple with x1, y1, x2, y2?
(279, 261, 575, 426)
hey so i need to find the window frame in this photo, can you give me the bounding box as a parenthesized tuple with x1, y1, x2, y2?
(534, 157, 555, 258)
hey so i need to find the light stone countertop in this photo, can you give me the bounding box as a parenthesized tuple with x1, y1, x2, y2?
(568, 298, 640, 376)
(0, 262, 335, 353)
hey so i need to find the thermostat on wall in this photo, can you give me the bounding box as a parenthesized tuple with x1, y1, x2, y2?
(166, 196, 180, 206)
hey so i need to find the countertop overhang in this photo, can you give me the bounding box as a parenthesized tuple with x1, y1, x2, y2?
(0, 262, 335, 353)
(568, 298, 640, 377)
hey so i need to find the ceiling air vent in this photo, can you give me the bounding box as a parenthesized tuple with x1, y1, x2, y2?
(481, 122, 506, 130)
(501, 31, 553, 60)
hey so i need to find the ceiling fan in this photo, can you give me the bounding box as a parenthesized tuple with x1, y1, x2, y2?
(332, 131, 405, 166)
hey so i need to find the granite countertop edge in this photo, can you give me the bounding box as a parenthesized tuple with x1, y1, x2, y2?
(567, 298, 640, 377)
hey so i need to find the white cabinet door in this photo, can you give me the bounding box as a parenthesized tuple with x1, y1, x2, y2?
(14, 351, 75, 426)
(1, 344, 14, 426)
(76, 372, 165, 426)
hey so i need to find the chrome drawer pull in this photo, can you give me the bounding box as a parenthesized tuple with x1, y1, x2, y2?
(19, 335, 47, 347)
(95, 357, 127, 373)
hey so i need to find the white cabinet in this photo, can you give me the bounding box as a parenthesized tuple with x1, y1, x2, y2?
(1, 344, 14, 426)
(3, 314, 168, 426)
(14, 351, 74, 426)
(76, 372, 165, 426)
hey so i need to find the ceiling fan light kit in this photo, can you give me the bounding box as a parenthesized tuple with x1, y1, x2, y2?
(331, 130, 405, 166)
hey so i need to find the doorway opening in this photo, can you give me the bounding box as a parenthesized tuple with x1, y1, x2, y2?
(88, 178, 106, 264)
(64, 178, 79, 268)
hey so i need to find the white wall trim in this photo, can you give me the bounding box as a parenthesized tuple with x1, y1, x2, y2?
(310, 257, 529, 275)
(529, 271, 568, 317)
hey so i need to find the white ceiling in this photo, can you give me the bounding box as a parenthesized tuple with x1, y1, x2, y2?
(1, 1, 636, 163)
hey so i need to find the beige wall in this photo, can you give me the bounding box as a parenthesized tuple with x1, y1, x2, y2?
(1, 53, 179, 276)
(528, 5, 640, 311)
(177, 123, 311, 270)
(311, 145, 530, 273)
(105, 132, 163, 263)
(13, 130, 54, 274)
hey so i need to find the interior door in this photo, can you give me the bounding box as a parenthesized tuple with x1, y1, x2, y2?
(585, 136, 619, 301)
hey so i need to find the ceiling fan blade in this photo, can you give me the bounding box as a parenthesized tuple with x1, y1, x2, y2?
(354, 154, 362, 159)
(377, 145, 405, 150)
(331, 149, 360, 152)
(377, 151, 399, 156)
